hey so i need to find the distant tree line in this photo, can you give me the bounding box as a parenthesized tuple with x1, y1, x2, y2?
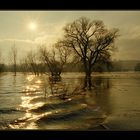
(0, 61, 122, 73)
(0, 60, 138, 73)
(135, 63, 140, 71)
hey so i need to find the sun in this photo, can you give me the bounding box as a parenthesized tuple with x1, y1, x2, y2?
(28, 22, 37, 31)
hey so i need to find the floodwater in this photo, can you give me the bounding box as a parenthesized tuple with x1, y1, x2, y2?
(0, 72, 140, 130)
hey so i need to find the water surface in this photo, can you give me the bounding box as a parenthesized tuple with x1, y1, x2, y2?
(0, 72, 140, 130)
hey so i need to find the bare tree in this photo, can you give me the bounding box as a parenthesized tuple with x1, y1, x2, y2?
(25, 50, 40, 75)
(39, 44, 72, 82)
(19, 57, 29, 74)
(11, 42, 17, 76)
(59, 17, 119, 89)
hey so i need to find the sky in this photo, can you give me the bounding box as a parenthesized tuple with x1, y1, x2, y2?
(0, 11, 140, 63)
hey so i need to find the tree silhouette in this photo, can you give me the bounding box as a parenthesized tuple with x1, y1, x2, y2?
(39, 45, 72, 82)
(59, 17, 119, 89)
(11, 41, 17, 76)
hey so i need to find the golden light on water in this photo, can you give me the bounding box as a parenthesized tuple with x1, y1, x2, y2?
(20, 96, 44, 109)
(26, 75, 34, 81)
(26, 122, 38, 129)
(34, 85, 40, 89)
(35, 80, 42, 84)
(20, 96, 34, 108)
(26, 86, 30, 89)
(23, 85, 37, 93)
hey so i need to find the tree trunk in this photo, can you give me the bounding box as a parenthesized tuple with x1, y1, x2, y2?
(84, 71, 92, 90)
(82, 60, 92, 90)
(14, 64, 16, 76)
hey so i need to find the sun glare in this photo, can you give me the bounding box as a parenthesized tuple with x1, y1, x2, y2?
(28, 22, 37, 31)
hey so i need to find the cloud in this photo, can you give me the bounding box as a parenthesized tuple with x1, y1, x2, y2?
(0, 21, 66, 63)
(110, 23, 140, 60)
(114, 31, 140, 60)
(34, 22, 65, 46)
(0, 38, 34, 44)
(119, 25, 140, 40)
(0, 38, 36, 63)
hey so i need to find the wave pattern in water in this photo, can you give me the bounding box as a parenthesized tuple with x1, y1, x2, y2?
(1, 72, 140, 130)
(6, 74, 107, 130)
(0, 73, 119, 130)
(9, 98, 106, 130)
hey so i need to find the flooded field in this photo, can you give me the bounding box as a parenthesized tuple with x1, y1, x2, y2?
(0, 72, 140, 130)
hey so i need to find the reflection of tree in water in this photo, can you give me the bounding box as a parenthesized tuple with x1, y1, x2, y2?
(68, 76, 113, 114)
(72, 76, 111, 91)
(92, 77, 111, 89)
(75, 77, 113, 116)
(8, 74, 114, 129)
(92, 77, 113, 116)
(46, 76, 113, 116)
(13, 75, 16, 85)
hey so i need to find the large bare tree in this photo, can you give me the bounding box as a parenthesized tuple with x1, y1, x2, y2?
(59, 17, 119, 89)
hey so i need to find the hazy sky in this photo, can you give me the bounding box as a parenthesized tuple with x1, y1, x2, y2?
(0, 11, 140, 63)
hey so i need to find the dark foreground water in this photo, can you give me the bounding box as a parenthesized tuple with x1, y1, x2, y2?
(0, 72, 140, 130)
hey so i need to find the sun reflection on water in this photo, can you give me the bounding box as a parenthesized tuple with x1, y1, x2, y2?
(20, 96, 44, 109)
(13, 74, 107, 130)
(26, 75, 35, 81)
(22, 85, 41, 93)
(20, 96, 34, 108)
(26, 122, 38, 129)
(35, 80, 42, 84)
